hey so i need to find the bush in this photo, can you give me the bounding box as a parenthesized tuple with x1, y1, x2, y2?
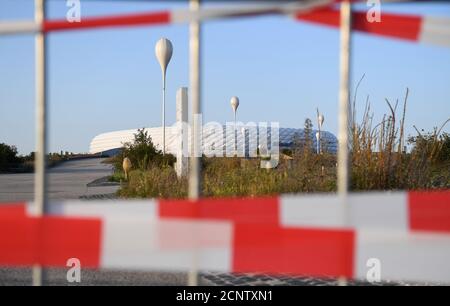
(112, 128, 175, 172)
(0, 143, 21, 172)
(408, 129, 450, 164)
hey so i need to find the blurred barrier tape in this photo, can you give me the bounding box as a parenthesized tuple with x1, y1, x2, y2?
(1, 2, 449, 48)
(0, 191, 449, 282)
(0, 0, 335, 35)
(295, 8, 450, 47)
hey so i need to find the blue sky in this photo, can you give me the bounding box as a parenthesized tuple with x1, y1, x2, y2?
(1, 0, 450, 154)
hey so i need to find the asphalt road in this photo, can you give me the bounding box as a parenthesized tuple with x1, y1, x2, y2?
(0, 158, 118, 202)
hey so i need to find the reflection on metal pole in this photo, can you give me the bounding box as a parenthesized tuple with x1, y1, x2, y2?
(337, 0, 352, 287)
(188, 0, 201, 286)
(33, 0, 48, 287)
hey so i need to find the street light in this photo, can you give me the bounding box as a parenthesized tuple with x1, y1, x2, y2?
(318, 114, 325, 130)
(230, 96, 239, 124)
(155, 38, 173, 155)
(230, 96, 239, 155)
(316, 109, 325, 154)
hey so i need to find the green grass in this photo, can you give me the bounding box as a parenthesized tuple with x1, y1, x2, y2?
(115, 151, 449, 200)
(109, 170, 126, 183)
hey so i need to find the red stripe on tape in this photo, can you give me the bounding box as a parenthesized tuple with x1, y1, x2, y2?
(296, 8, 340, 28)
(0, 217, 36, 266)
(409, 191, 450, 233)
(159, 197, 279, 224)
(38, 217, 102, 268)
(297, 9, 422, 42)
(353, 11, 421, 41)
(232, 224, 355, 278)
(0, 203, 26, 218)
(0, 216, 102, 268)
(43, 11, 171, 32)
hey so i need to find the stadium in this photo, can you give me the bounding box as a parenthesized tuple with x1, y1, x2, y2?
(89, 126, 338, 157)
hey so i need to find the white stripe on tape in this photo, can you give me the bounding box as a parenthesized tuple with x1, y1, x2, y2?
(0, 21, 39, 35)
(101, 217, 232, 271)
(27, 200, 158, 218)
(355, 229, 450, 283)
(281, 194, 345, 228)
(348, 192, 408, 230)
(171, 1, 335, 24)
(281, 192, 408, 230)
(420, 16, 450, 48)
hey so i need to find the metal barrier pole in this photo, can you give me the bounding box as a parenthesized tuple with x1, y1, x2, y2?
(337, 0, 352, 287)
(337, 0, 352, 197)
(32, 0, 48, 287)
(188, 0, 202, 286)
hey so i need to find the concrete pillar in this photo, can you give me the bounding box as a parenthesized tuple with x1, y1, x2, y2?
(176, 87, 189, 178)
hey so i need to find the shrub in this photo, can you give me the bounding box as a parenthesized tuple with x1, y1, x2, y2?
(0, 143, 21, 172)
(112, 128, 175, 172)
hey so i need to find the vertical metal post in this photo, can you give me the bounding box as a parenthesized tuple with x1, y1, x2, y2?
(33, 0, 48, 287)
(234, 111, 237, 155)
(162, 75, 166, 155)
(176, 87, 189, 178)
(337, 0, 352, 287)
(337, 0, 352, 197)
(188, 0, 201, 286)
(188, 0, 201, 201)
(317, 132, 320, 154)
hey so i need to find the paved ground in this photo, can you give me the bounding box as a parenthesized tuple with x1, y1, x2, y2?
(0, 267, 194, 286)
(200, 272, 428, 286)
(0, 268, 424, 286)
(0, 158, 119, 202)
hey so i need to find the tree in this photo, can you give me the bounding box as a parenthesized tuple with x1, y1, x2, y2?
(114, 128, 175, 171)
(0, 143, 21, 171)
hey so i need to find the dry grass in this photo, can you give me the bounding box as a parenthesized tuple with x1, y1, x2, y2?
(350, 80, 450, 190)
(118, 155, 337, 199)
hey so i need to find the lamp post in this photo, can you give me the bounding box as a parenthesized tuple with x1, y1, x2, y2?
(315, 131, 320, 154)
(230, 96, 239, 155)
(155, 38, 173, 155)
(317, 113, 324, 154)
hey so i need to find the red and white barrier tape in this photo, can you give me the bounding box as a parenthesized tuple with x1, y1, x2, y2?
(1, 191, 449, 282)
(0, 2, 449, 47)
(0, 1, 334, 34)
(295, 8, 450, 47)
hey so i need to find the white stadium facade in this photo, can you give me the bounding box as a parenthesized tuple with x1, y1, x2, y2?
(89, 126, 338, 157)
